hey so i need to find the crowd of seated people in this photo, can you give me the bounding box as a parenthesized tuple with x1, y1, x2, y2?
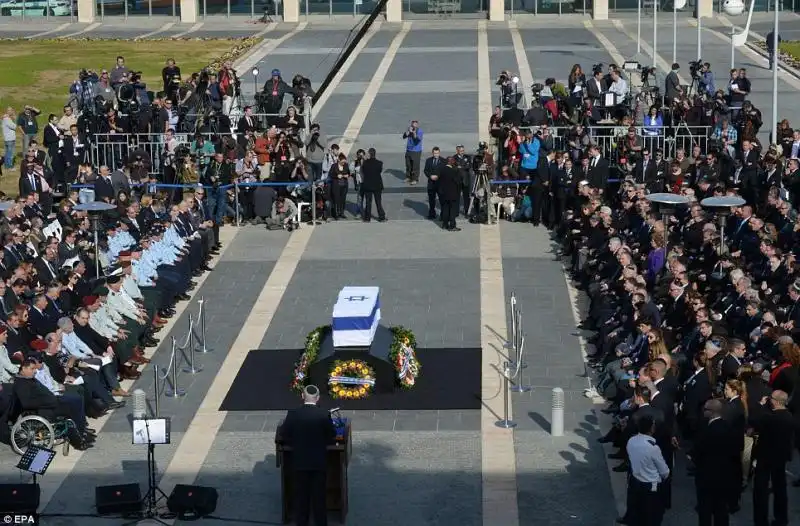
(549, 113, 800, 524)
(0, 186, 218, 451)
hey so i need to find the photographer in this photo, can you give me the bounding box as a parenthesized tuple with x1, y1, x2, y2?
(219, 61, 239, 116)
(260, 69, 292, 117)
(696, 62, 715, 98)
(291, 74, 315, 108)
(202, 152, 233, 226)
(290, 157, 310, 183)
(454, 145, 472, 217)
(265, 196, 297, 230)
(305, 122, 327, 181)
(190, 133, 215, 171)
(162, 58, 182, 99)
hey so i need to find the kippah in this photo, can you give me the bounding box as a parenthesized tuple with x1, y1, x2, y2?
(303, 385, 319, 397)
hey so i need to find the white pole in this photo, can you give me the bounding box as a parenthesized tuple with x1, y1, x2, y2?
(637, 0, 642, 54)
(673, 2, 677, 65)
(654, 1, 658, 68)
(697, 12, 702, 61)
(730, 26, 735, 69)
(772, 4, 779, 145)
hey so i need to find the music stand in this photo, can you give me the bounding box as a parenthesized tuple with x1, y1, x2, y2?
(646, 193, 690, 255)
(16, 445, 56, 486)
(130, 417, 171, 526)
(74, 202, 116, 279)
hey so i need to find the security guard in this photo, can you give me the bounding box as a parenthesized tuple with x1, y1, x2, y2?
(454, 145, 472, 217)
(625, 414, 670, 526)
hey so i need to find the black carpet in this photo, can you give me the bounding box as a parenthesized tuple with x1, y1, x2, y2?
(219, 348, 482, 411)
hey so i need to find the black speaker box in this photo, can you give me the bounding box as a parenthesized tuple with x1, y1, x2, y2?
(95, 483, 142, 515)
(0, 484, 40, 514)
(167, 484, 218, 519)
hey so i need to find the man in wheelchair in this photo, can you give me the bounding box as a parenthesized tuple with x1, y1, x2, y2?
(12, 355, 96, 450)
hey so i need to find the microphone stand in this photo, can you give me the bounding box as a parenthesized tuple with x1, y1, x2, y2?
(126, 418, 170, 526)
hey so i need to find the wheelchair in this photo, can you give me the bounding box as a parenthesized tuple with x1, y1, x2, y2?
(5, 395, 75, 456)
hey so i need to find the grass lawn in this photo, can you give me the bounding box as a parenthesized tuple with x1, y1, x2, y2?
(779, 41, 800, 61)
(0, 38, 259, 196)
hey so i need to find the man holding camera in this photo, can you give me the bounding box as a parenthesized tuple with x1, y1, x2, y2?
(305, 123, 327, 181)
(403, 120, 423, 185)
(202, 152, 233, 226)
(266, 196, 298, 231)
(454, 145, 472, 217)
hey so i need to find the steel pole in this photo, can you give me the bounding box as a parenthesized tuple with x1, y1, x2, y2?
(653, 1, 658, 68)
(673, 2, 677, 65)
(495, 363, 517, 428)
(730, 26, 735, 69)
(153, 365, 160, 417)
(697, 12, 702, 61)
(771, 4, 779, 145)
(637, 0, 642, 54)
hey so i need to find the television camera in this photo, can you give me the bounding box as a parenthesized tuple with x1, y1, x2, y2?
(689, 59, 703, 79)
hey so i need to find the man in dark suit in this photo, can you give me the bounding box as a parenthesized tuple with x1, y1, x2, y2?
(62, 124, 87, 184)
(29, 294, 57, 337)
(423, 147, 443, 220)
(360, 148, 386, 222)
(438, 157, 461, 232)
(94, 165, 116, 202)
(34, 248, 59, 287)
(690, 398, 737, 526)
(281, 385, 336, 526)
(587, 145, 609, 191)
(751, 390, 794, 526)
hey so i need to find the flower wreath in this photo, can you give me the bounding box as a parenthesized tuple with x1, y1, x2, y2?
(291, 325, 326, 393)
(329, 360, 375, 399)
(389, 326, 421, 389)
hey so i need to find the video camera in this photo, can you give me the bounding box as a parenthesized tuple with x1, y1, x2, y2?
(591, 63, 603, 75)
(689, 59, 703, 79)
(639, 65, 657, 85)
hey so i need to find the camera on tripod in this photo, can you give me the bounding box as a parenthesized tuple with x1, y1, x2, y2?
(639, 65, 657, 85)
(689, 59, 703, 79)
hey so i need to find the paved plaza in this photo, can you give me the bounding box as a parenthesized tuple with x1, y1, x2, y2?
(1, 15, 800, 526)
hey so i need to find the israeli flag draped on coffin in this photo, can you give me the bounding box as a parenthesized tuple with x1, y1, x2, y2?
(332, 286, 381, 348)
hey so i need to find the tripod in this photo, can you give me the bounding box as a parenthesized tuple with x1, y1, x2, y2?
(126, 419, 170, 526)
(467, 167, 494, 223)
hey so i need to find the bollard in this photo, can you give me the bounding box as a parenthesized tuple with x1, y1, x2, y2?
(153, 366, 160, 418)
(132, 389, 146, 419)
(196, 297, 211, 353)
(183, 316, 204, 374)
(551, 387, 565, 437)
(165, 338, 186, 398)
(495, 363, 517, 429)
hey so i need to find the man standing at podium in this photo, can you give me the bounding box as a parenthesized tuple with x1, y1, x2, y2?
(282, 384, 336, 526)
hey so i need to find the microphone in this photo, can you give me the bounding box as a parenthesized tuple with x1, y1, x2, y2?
(328, 407, 340, 414)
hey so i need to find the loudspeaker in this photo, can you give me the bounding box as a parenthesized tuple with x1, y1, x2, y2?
(95, 483, 142, 515)
(0, 484, 40, 514)
(167, 484, 218, 519)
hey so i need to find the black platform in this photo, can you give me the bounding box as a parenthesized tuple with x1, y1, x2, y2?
(307, 325, 395, 394)
(219, 347, 482, 411)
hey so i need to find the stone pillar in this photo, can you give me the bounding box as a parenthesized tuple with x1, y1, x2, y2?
(592, 0, 608, 19)
(180, 0, 197, 22)
(488, 0, 504, 21)
(385, 0, 401, 21)
(77, 0, 94, 23)
(695, 0, 712, 18)
(283, 0, 300, 21)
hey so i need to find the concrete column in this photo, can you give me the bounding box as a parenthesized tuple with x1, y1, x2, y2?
(283, 0, 300, 21)
(488, 0, 504, 21)
(180, 0, 197, 22)
(695, 0, 712, 18)
(77, 0, 94, 23)
(592, 0, 608, 20)
(385, 0, 401, 21)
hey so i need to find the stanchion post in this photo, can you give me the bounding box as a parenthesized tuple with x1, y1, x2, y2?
(153, 365, 160, 418)
(164, 337, 186, 398)
(183, 315, 204, 374)
(235, 182, 240, 227)
(510, 335, 531, 393)
(505, 292, 516, 351)
(551, 387, 565, 437)
(197, 297, 211, 353)
(515, 309, 527, 369)
(495, 363, 517, 428)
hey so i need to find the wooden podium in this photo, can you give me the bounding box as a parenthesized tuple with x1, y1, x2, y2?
(275, 420, 351, 524)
